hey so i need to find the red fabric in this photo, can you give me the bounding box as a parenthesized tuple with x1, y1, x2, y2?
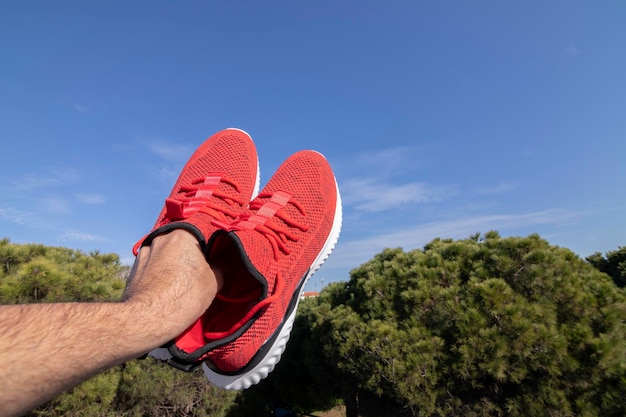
(205, 150, 339, 372)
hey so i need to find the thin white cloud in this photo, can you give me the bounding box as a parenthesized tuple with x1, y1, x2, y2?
(342, 178, 454, 212)
(356, 146, 418, 172)
(339, 145, 453, 212)
(61, 232, 107, 242)
(325, 209, 582, 270)
(75, 193, 106, 205)
(146, 140, 193, 162)
(42, 197, 70, 214)
(158, 165, 179, 187)
(345, 144, 442, 177)
(9, 169, 79, 191)
(474, 182, 517, 195)
(0, 206, 35, 227)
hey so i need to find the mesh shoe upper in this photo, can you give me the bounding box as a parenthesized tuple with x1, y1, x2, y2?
(168, 150, 342, 389)
(133, 128, 259, 254)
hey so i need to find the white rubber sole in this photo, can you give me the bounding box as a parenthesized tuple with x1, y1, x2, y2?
(203, 176, 343, 390)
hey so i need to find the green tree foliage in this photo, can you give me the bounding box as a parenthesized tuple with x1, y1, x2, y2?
(271, 233, 626, 417)
(587, 246, 626, 288)
(227, 296, 345, 417)
(0, 238, 127, 303)
(28, 359, 237, 417)
(0, 238, 238, 416)
(5, 235, 626, 416)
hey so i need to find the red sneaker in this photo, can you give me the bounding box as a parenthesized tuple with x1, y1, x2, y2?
(133, 128, 259, 254)
(165, 150, 342, 390)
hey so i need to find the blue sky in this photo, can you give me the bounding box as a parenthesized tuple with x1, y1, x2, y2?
(1, 2, 625, 291)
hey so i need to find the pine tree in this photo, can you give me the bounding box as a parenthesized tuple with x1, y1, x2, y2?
(295, 233, 626, 417)
(587, 246, 626, 288)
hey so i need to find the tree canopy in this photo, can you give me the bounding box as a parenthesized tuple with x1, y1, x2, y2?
(587, 246, 626, 288)
(0, 238, 127, 304)
(3, 235, 626, 417)
(252, 232, 626, 417)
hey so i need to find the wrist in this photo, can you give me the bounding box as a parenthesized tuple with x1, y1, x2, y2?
(122, 230, 222, 345)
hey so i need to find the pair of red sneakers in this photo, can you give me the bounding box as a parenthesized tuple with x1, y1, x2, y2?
(133, 128, 342, 390)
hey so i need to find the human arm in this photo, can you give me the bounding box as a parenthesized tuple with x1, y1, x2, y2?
(0, 231, 221, 417)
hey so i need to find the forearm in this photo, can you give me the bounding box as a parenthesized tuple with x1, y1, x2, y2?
(0, 301, 166, 417)
(0, 231, 221, 417)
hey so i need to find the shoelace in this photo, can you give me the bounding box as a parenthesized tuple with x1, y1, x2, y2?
(225, 190, 310, 260)
(170, 174, 245, 220)
(133, 174, 245, 255)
